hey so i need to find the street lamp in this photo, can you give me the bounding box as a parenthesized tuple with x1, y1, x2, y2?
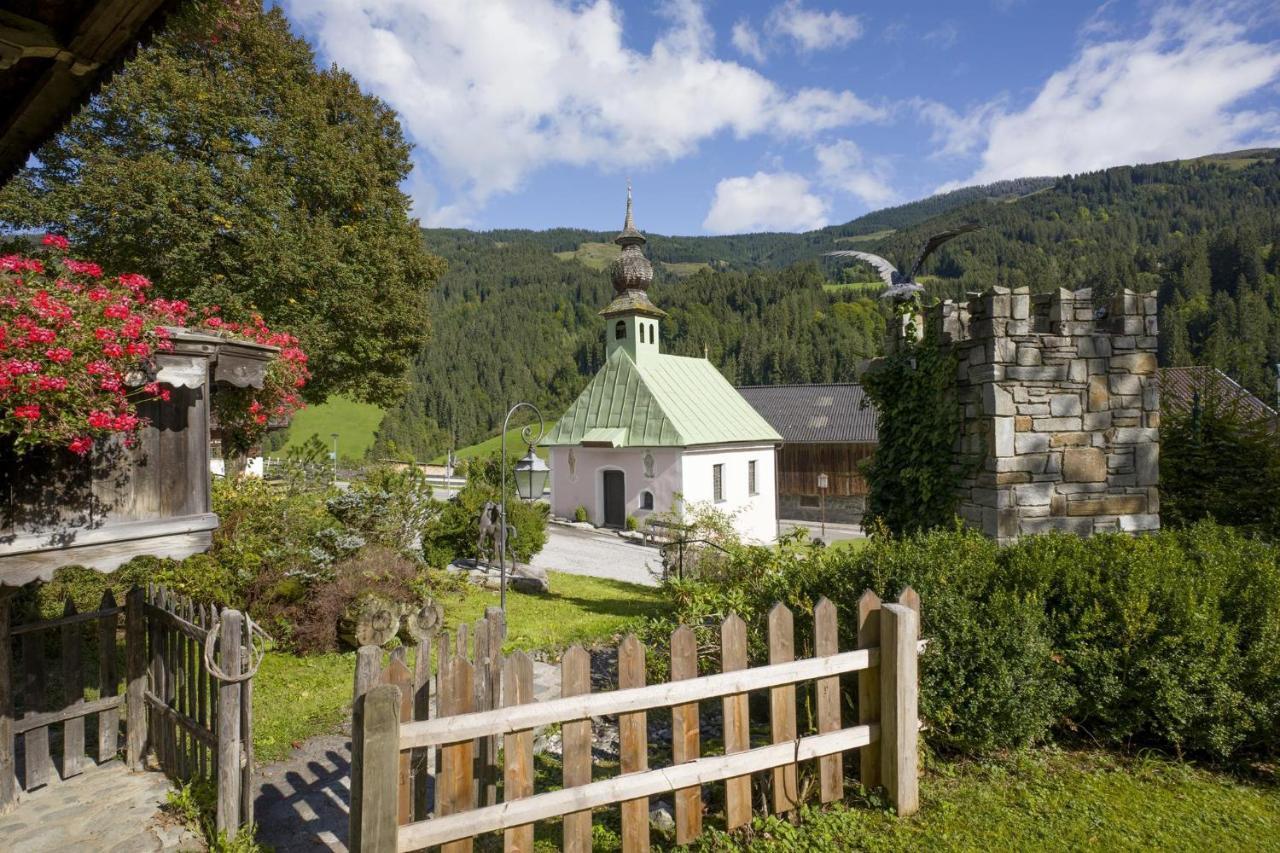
(499, 402, 549, 612)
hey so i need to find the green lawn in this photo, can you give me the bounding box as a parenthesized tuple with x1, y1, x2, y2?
(687, 750, 1280, 852)
(276, 394, 385, 462)
(430, 420, 557, 464)
(251, 570, 666, 762)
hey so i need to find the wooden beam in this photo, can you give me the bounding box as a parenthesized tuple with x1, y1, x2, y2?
(396, 725, 878, 851)
(401, 647, 879, 749)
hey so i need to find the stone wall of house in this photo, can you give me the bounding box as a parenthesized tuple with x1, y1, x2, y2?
(929, 286, 1160, 543)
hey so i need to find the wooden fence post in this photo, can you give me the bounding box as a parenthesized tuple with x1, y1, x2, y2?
(350, 644, 383, 850)
(502, 651, 535, 853)
(856, 589, 881, 790)
(0, 593, 14, 814)
(813, 597, 842, 804)
(560, 646, 591, 853)
(357, 684, 402, 853)
(411, 634, 432, 821)
(878, 603, 919, 817)
(670, 625, 701, 845)
(216, 609, 243, 839)
(720, 614, 750, 831)
(382, 654, 413, 824)
(618, 634, 648, 852)
(240, 611, 254, 828)
(22, 626, 51, 788)
(60, 599, 85, 778)
(98, 590, 119, 765)
(125, 587, 145, 770)
(439, 655, 476, 853)
(768, 603, 798, 815)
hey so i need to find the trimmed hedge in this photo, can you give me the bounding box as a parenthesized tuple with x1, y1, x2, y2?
(648, 521, 1280, 760)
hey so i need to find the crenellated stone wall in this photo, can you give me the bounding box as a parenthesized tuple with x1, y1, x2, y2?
(929, 286, 1160, 543)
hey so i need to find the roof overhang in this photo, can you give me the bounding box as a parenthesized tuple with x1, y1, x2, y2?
(0, 1, 179, 185)
(580, 427, 629, 448)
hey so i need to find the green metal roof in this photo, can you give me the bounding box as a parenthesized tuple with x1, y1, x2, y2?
(545, 349, 782, 448)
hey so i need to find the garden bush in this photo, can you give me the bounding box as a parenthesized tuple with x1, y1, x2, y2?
(648, 520, 1280, 760)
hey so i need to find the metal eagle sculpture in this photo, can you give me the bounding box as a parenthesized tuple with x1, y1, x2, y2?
(826, 224, 981, 303)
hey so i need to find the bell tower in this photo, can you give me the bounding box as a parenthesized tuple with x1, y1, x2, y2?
(602, 182, 666, 363)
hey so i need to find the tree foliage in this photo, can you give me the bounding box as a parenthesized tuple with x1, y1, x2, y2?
(387, 154, 1280, 459)
(0, 3, 445, 403)
(1160, 380, 1280, 539)
(860, 311, 962, 535)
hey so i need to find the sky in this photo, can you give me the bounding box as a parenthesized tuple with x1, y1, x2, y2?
(279, 0, 1280, 235)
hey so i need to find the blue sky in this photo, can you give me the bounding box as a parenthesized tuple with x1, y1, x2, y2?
(280, 1, 1280, 235)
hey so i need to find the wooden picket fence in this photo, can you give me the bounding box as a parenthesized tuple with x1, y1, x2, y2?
(0, 585, 256, 840)
(350, 589, 923, 852)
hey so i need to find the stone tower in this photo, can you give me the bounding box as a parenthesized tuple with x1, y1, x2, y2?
(930, 286, 1160, 543)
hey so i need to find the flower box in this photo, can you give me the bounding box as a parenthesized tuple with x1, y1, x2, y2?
(0, 328, 277, 587)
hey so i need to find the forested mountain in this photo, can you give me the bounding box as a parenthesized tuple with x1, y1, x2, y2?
(373, 150, 1280, 461)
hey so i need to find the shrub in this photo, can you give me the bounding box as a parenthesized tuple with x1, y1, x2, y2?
(625, 514, 638, 531)
(649, 520, 1280, 760)
(574, 505, 589, 523)
(420, 480, 548, 568)
(326, 464, 433, 554)
(267, 546, 433, 653)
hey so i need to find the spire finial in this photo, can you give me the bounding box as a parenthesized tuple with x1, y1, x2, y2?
(624, 178, 635, 231)
(614, 179, 644, 248)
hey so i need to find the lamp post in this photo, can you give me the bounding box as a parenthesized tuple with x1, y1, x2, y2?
(330, 433, 339, 485)
(499, 402, 550, 612)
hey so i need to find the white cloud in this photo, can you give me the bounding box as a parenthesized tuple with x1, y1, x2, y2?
(703, 172, 829, 233)
(943, 4, 1280, 184)
(283, 0, 881, 225)
(913, 97, 1007, 160)
(814, 140, 897, 207)
(769, 1, 863, 53)
(731, 20, 767, 63)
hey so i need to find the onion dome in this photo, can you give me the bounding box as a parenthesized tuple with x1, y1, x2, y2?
(610, 182, 654, 294)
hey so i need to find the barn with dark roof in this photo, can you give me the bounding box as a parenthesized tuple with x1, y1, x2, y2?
(737, 383, 878, 525)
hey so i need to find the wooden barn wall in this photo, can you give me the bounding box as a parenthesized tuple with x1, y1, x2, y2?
(777, 443, 875, 497)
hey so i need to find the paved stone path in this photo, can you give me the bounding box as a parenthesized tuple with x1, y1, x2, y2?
(532, 524, 662, 587)
(254, 660, 563, 852)
(0, 761, 201, 852)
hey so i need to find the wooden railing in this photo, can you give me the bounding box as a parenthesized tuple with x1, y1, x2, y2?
(0, 590, 132, 814)
(350, 589, 923, 852)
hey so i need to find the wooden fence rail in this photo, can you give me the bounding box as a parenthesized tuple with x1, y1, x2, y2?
(351, 589, 923, 852)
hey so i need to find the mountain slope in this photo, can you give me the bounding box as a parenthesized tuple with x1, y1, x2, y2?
(375, 151, 1280, 461)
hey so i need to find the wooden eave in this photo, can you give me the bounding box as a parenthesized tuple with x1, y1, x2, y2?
(0, 0, 180, 185)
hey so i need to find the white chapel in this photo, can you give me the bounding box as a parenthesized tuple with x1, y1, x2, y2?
(543, 188, 782, 543)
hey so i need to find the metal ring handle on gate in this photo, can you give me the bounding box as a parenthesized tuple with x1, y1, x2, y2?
(203, 613, 272, 683)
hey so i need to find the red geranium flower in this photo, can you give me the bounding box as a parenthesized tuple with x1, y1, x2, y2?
(45, 347, 73, 364)
(68, 436, 93, 455)
(42, 234, 70, 252)
(14, 404, 40, 420)
(87, 411, 113, 429)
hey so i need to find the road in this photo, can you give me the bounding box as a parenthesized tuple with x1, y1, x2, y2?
(531, 524, 662, 587)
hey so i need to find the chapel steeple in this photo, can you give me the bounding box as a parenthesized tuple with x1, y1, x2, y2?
(602, 182, 665, 362)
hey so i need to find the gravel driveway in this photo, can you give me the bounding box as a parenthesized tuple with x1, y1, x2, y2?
(530, 524, 662, 587)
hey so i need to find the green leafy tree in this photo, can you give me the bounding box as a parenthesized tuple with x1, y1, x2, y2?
(1161, 381, 1280, 539)
(0, 3, 445, 403)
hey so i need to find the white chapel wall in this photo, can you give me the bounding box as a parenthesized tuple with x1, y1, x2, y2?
(548, 446, 683, 526)
(680, 443, 778, 544)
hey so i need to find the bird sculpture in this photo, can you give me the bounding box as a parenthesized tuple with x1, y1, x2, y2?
(826, 224, 981, 303)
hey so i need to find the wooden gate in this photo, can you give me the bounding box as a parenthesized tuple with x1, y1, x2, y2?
(0, 584, 256, 841)
(140, 584, 256, 837)
(350, 589, 923, 852)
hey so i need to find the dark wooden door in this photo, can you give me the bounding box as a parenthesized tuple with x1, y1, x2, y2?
(603, 470, 625, 528)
